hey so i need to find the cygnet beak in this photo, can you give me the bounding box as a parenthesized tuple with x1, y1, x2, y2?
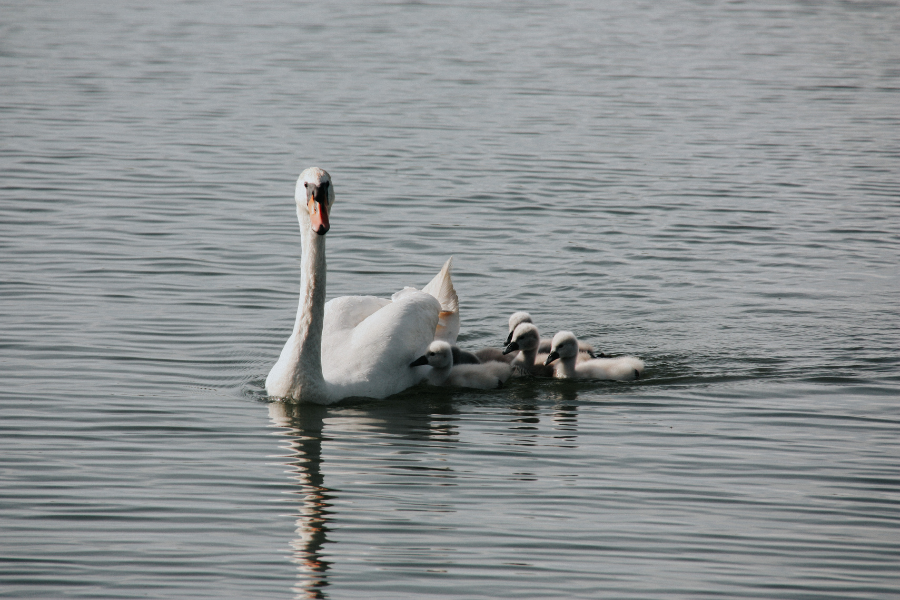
(409, 355, 429, 367)
(504, 330, 515, 345)
(543, 351, 560, 366)
(503, 341, 520, 355)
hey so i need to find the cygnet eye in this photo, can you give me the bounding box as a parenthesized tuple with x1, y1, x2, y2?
(304, 182, 309, 188)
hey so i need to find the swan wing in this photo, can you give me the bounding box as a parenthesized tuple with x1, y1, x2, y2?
(323, 295, 392, 334)
(420, 257, 459, 344)
(321, 291, 440, 399)
(320, 295, 392, 384)
(391, 258, 459, 344)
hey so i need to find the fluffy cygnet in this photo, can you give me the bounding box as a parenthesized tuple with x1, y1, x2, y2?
(506, 311, 600, 357)
(503, 322, 554, 377)
(451, 346, 482, 365)
(411, 341, 511, 389)
(473, 346, 514, 364)
(544, 331, 644, 381)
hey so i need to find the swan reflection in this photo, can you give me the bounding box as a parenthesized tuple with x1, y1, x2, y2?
(269, 401, 332, 600)
(268, 394, 462, 599)
(267, 390, 584, 597)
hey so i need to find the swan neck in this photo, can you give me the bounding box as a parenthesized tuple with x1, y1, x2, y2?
(292, 214, 328, 396)
(558, 355, 578, 378)
(520, 347, 537, 367)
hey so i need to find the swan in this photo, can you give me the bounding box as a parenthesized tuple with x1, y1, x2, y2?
(265, 167, 459, 404)
(473, 346, 515, 364)
(506, 312, 600, 357)
(503, 322, 554, 377)
(451, 346, 482, 365)
(543, 331, 644, 381)
(410, 341, 511, 389)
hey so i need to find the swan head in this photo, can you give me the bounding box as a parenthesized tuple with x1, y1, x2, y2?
(409, 340, 453, 370)
(505, 311, 533, 345)
(543, 331, 579, 365)
(295, 167, 335, 236)
(504, 322, 540, 355)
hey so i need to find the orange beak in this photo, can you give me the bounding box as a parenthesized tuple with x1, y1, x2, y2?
(308, 195, 330, 235)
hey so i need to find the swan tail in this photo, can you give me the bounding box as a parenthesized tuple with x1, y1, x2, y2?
(422, 257, 459, 344)
(422, 257, 458, 313)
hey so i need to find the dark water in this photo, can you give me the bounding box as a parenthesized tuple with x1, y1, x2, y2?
(3, 1, 900, 598)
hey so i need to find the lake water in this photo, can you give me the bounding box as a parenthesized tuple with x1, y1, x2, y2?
(2, 1, 899, 598)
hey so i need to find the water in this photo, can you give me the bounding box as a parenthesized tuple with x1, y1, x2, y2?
(2, 1, 899, 598)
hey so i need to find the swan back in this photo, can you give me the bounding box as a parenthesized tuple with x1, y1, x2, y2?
(322, 291, 441, 397)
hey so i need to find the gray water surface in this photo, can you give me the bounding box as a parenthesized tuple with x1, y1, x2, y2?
(2, 1, 900, 598)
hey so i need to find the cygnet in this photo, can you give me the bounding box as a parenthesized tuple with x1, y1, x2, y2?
(411, 341, 511, 389)
(503, 322, 554, 377)
(506, 311, 600, 357)
(544, 331, 644, 381)
(451, 346, 482, 365)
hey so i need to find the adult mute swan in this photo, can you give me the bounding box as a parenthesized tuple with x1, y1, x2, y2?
(265, 167, 459, 404)
(543, 331, 644, 381)
(506, 312, 600, 357)
(411, 341, 511, 389)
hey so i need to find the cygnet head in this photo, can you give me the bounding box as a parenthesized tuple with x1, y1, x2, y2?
(409, 340, 453, 370)
(506, 311, 534, 345)
(504, 322, 540, 355)
(295, 167, 335, 236)
(544, 331, 580, 365)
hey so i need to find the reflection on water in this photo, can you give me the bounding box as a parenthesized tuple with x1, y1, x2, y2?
(267, 383, 900, 599)
(267, 391, 589, 597)
(269, 402, 332, 600)
(268, 395, 468, 598)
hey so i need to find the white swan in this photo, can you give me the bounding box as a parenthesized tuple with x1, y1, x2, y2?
(544, 331, 644, 381)
(503, 322, 554, 377)
(265, 167, 459, 404)
(506, 311, 600, 357)
(411, 341, 511, 389)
